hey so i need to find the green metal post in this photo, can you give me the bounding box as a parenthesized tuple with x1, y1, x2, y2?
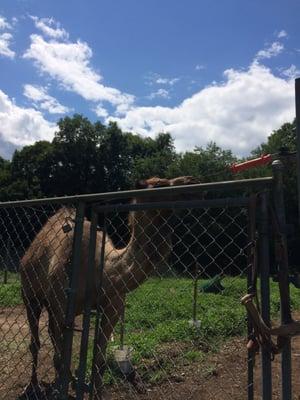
(272, 160, 292, 400)
(60, 202, 85, 398)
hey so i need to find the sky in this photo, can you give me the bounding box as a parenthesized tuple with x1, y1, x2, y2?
(0, 0, 299, 159)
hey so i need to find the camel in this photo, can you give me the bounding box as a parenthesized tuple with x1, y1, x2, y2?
(19, 176, 200, 399)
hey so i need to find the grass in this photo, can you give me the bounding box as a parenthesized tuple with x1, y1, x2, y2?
(1, 273, 300, 385)
(0, 275, 22, 307)
(87, 276, 300, 385)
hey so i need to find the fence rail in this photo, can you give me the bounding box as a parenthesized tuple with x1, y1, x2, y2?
(0, 176, 273, 208)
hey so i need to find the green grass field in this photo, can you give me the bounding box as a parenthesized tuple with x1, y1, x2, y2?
(99, 276, 300, 384)
(1, 274, 300, 385)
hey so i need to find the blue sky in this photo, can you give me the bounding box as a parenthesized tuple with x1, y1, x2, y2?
(0, 0, 299, 159)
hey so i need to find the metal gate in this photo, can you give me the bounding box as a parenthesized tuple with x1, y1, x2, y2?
(0, 165, 296, 399)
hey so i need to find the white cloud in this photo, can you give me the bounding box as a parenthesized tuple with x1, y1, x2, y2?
(23, 34, 135, 112)
(108, 62, 295, 156)
(23, 84, 70, 114)
(0, 16, 15, 58)
(0, 16, 12, 30)
(148, 88, 170, 100)
(255, 41, 284, 61)
(195, 64, 205, 71)
(0, 32, 15, 58)
(0, 89, 56, 147)
(277, 30, 288, 39)
(93, 104, 108, 118)
(30, 16, 69, 40)
(156, 77, 179, 85)
(280, 65, 300, 80)
(145, 72, 180, 86)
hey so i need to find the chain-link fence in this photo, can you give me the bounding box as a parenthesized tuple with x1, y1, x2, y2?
(89, 200, 251, 400)
(0, 203, 82, 399)
(1, 175, 291, 400)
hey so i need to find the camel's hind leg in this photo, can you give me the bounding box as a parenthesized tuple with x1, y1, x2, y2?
(20, 298, 43, 398)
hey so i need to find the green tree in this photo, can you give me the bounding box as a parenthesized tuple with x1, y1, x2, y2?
(0, 157, 12, 201)
(252, 121, 296, 156)
(101, 122, 132, 191)
(130, 132, 178, 181)
(50, 114, 106, 195)
(168, 142, 236, 182)
(10, 141, 53, 199)
(250, 120, 297, 223)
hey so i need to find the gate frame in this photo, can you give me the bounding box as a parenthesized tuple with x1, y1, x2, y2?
(62, 178, 275, 400)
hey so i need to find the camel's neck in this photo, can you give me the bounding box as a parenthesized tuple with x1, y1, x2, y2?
(105, 209, 172, 295)
(129, 209, 172, 264)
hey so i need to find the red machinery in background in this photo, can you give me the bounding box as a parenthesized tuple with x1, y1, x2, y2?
(230, 149, 296, 174)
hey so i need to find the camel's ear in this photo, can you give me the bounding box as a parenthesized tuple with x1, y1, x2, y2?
(136, 179, 148, 189)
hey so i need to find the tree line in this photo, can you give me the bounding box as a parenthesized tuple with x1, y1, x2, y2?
(0, 115, 297, 213)
(0, 115, 298, 274)
(0, 114, 295, 199)
(0, 114, 241, 201)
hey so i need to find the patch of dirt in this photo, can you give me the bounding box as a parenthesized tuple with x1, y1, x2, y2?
(105, 331, 300, 400)
(1, 306, 300, 399)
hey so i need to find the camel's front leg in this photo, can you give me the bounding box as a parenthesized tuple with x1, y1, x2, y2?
(91, 295, 125, 400)
(19, 299, 43, 399)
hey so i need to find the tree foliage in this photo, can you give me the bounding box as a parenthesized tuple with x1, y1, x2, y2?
(0, 115, 299, 272)
(0, 116, 297, 202)
(168, 142, 236, 182)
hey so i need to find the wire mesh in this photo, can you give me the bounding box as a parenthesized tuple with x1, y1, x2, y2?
(86, 202, 251, 400)
(0, 195, 263, 400)
(0, 204, 80, 400)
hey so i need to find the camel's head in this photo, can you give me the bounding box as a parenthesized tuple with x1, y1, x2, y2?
(135, 176, 202, 203)
(131, 176, 202, 234)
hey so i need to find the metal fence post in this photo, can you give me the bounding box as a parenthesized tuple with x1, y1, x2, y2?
(259, 191, 272, 400)
(60, 202, 85, 398)
(192, 262, 200, 327)
(247, 282, 254, 400)
(295, 78, 300, 227)
(272, 159, 292, 400)
(247, 210, 254, 400)
(76, 208, 99, 400)
(89, 213, 107, 400)
(4, 236, 11, 284)
(120, 306, 125, 350)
